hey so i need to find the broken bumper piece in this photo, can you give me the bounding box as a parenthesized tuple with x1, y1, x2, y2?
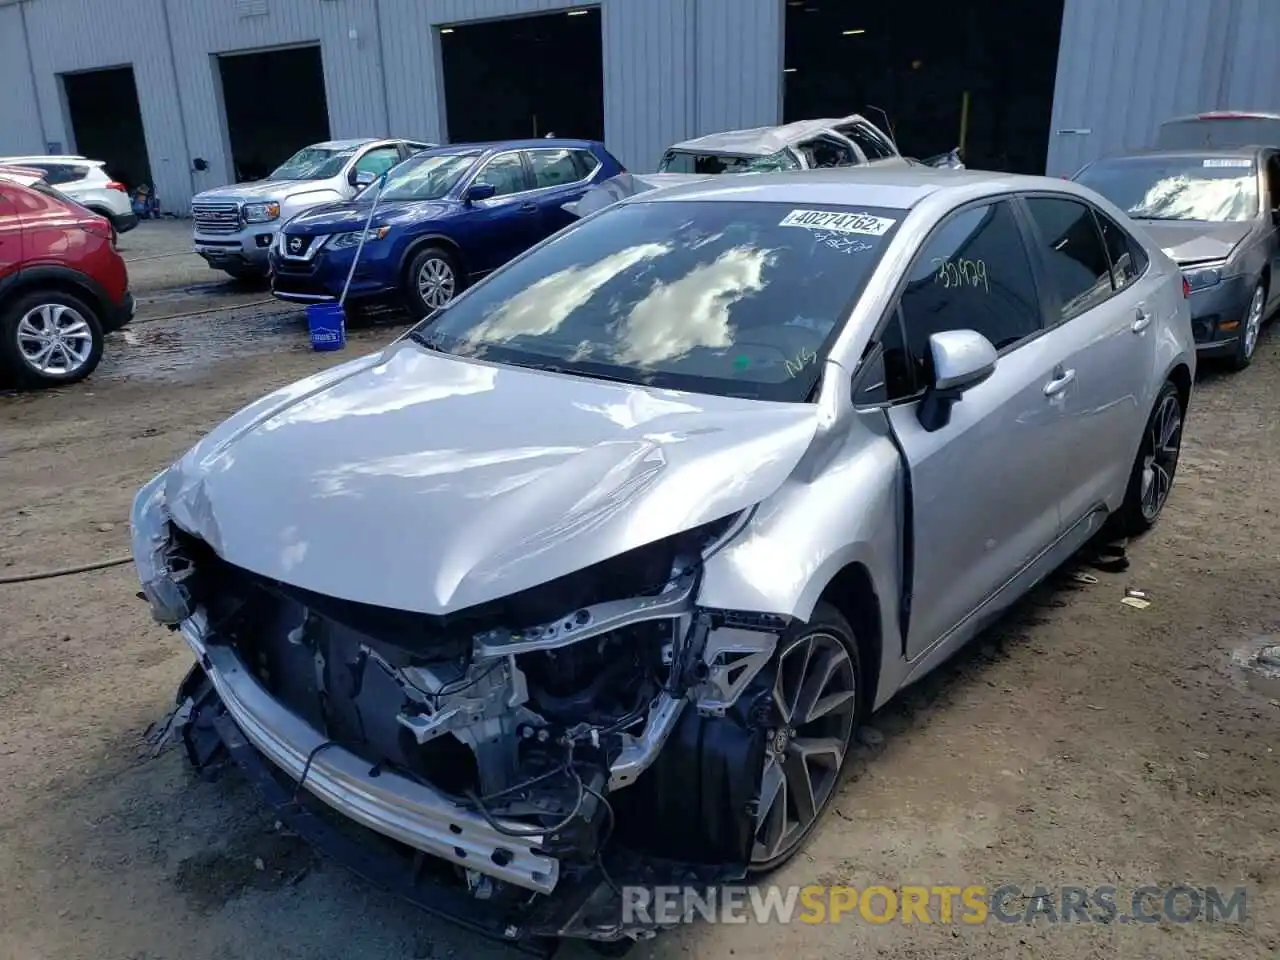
(176, 659, 744, 951)
(178, 610, 560, 893)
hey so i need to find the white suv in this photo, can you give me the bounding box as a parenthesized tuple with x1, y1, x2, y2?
(0, 155, 137, 233)
(191, 138, 433, 280)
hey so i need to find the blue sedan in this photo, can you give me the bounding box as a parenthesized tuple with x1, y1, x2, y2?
(269, 139, 624, 315)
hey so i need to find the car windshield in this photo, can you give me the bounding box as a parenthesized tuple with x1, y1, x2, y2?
(659, 150, 800, 174)
(411, 200, 904, 402)
(268, 146, 358, 181)
(359, 151, 480, 201)
(1075, 156, 1259, 222)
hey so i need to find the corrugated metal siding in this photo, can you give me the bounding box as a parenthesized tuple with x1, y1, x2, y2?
(1, 0, 787, 206)
(17, 0, 191, 208)
(693, 0, 782, 135)
(166, 0, 391, 197)
(0, 3, 45, 155)
(1045, 0, 1259, 175)
(1223, 0, 1280, 108)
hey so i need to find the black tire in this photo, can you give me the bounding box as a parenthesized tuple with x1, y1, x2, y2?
(0, 289, 105, 388)
(1113, 379, 1184, 536)
(404, 245, 462, 318)
(1229, 280, 1266, 371)
(747, 601, 862, 875)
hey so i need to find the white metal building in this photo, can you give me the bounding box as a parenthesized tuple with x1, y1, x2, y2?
(2, 0, 1278, 212)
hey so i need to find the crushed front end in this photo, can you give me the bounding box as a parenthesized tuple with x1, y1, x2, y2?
(132, 474, 787, 949)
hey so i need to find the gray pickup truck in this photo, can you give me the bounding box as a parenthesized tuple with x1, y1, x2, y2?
(191, 137, 433, 279)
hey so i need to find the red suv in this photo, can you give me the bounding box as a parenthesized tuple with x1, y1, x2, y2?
(0, 165, 134, 387)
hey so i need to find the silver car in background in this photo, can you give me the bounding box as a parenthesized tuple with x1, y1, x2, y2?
(1074, 146, 1279, 369)
(132, 168, 1193, 951)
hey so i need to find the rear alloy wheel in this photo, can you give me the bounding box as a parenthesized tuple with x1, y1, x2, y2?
(1115, 380, 1184, 535)
(0, 291, 104, 388)
(1230, 281, 1265, 370)
(406, 246, 461, 317)
(749, 604, 860, 873)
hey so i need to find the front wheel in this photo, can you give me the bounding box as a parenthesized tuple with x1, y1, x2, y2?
(404, 246, 462, 318)
(1229, 281, 1266, 370)
(1113, 379, 1184, 535)
(748, 602, 861, 874)
(0, 290, 105, 388)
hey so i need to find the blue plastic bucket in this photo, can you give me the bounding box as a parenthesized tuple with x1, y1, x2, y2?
(306, 302, 346, 352)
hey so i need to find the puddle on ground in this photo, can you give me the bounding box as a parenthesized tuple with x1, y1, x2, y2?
(99, 305, 410, 384)
(1229, 635, 1280, 701)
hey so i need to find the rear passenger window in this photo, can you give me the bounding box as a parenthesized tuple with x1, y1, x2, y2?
(528, 149, 582, 188)
(570, 150, 599, 178)
(889, 201, 1042, 397)
(1024, 197, 1116, 321)
(1094, 209, 1147, 290)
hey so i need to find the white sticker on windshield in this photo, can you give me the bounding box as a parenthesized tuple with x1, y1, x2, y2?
(779, 209, 896, 236)
(1203, 158, 1253, 168)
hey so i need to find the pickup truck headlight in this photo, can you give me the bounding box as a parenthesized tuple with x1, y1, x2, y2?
(1181, 262, 1225, 292)
(327, 225, 391, 250)
(242, 201, 281, 223)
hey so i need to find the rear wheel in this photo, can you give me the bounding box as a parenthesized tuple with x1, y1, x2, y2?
(404, 245, 462, 317)
(748, 602, 861, 874)
(0, 290, 105, 388)
(1113, 379, 1184, 535)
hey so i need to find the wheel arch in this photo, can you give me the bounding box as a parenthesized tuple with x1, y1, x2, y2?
(817, 561, 884, 717)
(1167, 360, 1192, 413)
(0, 266, 107, 319)
(399, 233, 467, 286)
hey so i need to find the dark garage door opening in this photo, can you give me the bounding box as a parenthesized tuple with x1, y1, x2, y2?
(61, 66, 152, 193)
(218, 45, 330, 181)
(783, 0, 1065, 174)
(440, 8, 604, 144)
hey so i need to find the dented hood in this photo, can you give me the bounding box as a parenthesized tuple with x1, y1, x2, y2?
(160, 340, 819, 615)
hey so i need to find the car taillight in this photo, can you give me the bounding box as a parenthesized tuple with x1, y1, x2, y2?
(1182, 276, 1191, 298)
(106, 181, 127, 192)
(82, 216, 112, 241)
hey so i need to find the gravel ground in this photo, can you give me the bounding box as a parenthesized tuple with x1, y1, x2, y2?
(0, 241, 1277, 960)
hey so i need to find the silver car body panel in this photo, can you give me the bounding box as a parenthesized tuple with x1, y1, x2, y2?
(135, 167, 1196, 871)
(667, 114, 895, 158)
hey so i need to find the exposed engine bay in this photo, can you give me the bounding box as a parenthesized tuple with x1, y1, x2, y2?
(145, 509, 791, 947)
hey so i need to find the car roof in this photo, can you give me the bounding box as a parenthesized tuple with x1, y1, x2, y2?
(311, 138, 382, 150)
(1162, 111, 1280, 124)
(626, 166, 1081, 210)
(1087, 146, 1264, 163)
(429, 138, 599, 153)
(1, 154, 91, 162)
(0, 164, 48, 186)
(668, 115, 880, 157)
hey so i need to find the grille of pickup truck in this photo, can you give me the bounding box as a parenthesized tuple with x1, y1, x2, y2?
(192, 201, 241, 234)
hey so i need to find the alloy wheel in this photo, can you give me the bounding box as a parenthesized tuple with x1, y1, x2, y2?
(16, 303, 95, 378)
(751, 630, 858, 866)
(1243, 284, 1265, 360)
(417, 257, 457, 310)
(1139, 392, 1183, 522)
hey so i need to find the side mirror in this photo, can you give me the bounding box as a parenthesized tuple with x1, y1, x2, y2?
(352, 169, 376, 188)
(465, 182, 497, 204)
(917, 329, 997, 432)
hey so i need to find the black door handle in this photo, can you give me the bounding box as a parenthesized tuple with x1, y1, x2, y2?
(519, 201, 538, 212)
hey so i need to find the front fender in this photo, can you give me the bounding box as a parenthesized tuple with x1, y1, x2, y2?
(697, 410, 904, 634)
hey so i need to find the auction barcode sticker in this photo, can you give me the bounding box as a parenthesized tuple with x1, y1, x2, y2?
(1203, 158, 1252, 168)
(780, 209, 897, 236)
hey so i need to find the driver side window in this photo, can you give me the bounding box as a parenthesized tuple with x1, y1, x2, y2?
(1266, 153, 1280, 211)
(880, 201, 1042, 401)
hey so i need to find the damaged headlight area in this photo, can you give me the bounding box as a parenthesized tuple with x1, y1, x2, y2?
(130, 472, 198, 626)
(140, 501, 797, 946)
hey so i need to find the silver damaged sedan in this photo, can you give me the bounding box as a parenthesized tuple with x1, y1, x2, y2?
(131, 168, 1195, 951)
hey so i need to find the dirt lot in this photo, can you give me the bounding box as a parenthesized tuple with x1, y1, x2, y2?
(1, 223, 1277, 960)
